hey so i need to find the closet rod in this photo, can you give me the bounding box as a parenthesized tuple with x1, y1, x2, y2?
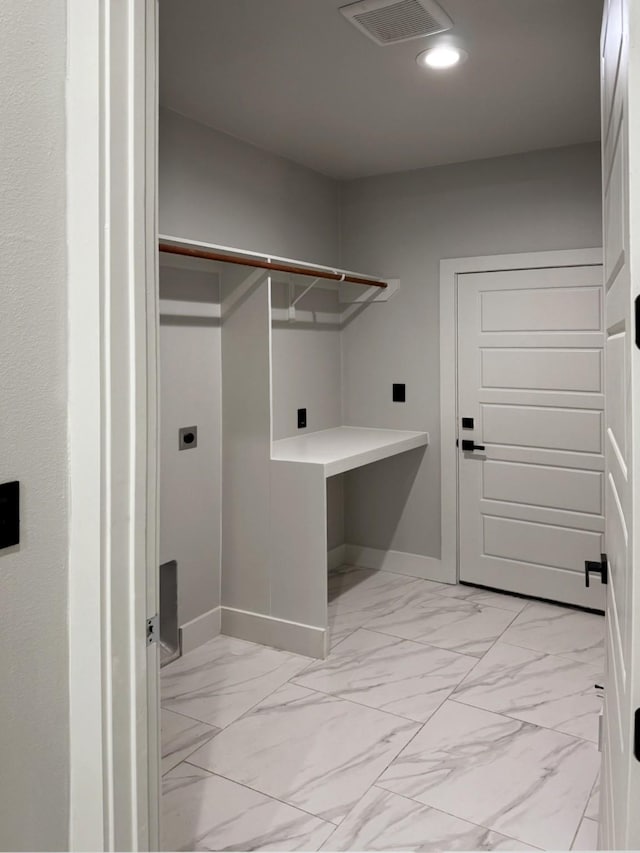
(158, 242, 388, 289)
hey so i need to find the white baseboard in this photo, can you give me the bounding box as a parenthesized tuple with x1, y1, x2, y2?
(344, 544, 453, 584)
(327, 544, 347, 571)
(221, 607, 327, 659)
(179, 606, 221, 655)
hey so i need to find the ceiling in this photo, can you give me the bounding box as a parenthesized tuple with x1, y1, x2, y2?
(159, 0, 603, 180)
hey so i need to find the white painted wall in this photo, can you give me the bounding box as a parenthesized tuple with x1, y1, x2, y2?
(159, 109, 343, 630)
(340, 142, 603, 560)
(0, 0, 69, 848)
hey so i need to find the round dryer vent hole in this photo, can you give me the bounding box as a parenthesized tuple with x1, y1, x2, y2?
(179, 426, 198, 450)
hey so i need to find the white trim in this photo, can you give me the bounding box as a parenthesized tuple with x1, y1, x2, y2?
(67, 0, 159, 848)
(439, 248, 604, 588)
(221, 607, 327, 659)
(67, 2, 104, 846)
(328, 545, 348, 571)
(180, 607, 222, 655)
(160, 299, 221, 320)
(344, 544, 449, 582)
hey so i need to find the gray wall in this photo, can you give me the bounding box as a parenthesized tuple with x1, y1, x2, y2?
(160, 108, 340, 262)
(159, 109, 342, 625)
(340, 142, 603, 559)
(0, 0, 69, 848)
(159, 268, 222, 627)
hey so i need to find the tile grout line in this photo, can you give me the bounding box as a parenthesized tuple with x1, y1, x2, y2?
(160, 704, 224, 730)
(181, 760, 341, 829)
(371, 784, 547, 851)
(448, 641, 604, 745)
(447, 695, 600, 745)
(161, 647, 313, 733)
(494, 636, 605, 668)
(161, 728, 221, 778)
(357, 604, 521, 665)
(288, 675, 453, 726)
(570, 771, 601, 850)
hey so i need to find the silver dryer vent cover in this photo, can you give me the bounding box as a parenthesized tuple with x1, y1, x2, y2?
(340, 0, 453, 46)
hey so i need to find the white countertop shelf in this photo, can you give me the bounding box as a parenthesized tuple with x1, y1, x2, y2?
(271, 426, 429, 477)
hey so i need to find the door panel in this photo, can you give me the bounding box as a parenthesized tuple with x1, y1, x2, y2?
(600, 0, 640, 846)
(479, 499, 604, 533)
(457, 265, 605, 610)
(481, 285, 601, 331)
(482, 348, 602, 392)
(482, 404, 603, 453)
(483, 461, 603, 514)
(483, 516, 602, 572)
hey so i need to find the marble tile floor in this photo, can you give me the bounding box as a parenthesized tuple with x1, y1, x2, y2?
(161, 565, 604, 851)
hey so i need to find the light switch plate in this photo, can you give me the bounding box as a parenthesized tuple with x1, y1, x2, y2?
(0, 481, 19, 549)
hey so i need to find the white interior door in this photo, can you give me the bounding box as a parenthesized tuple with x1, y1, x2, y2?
(599, 0, 640, 846)
(457, 264, 605, 610)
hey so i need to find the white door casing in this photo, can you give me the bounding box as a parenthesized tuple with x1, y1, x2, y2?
(67, 0, 159, 848)
(599, 0, 640, 847)
(457, 265, 605, 610)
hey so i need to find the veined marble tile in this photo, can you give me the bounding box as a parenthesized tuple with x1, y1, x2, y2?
(499, 602, 605, 667)
(187, 682, 419, 824)
(161, 634, 309, 728)
(378, 700, 599, 850)
(572, 818, 599, 850)
(328, 566, 444, 606)
(436, 584, 528, 614)
(328, 601, 383, 650)
(161, 709, 219, 775)
(365, 594, 517, 658)
(162, 762, 334, 851)
(584, 772, 600, 821)
(295, 628, 475, 722)
(452, 642, 602, 741)
(322, 787, 539, 851)
(327, 567, 441, 648)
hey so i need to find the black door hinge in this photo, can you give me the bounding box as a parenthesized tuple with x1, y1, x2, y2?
(635, 709, 640, 762)
(146, 614, 159, 645)
(585, 553, 608, 587)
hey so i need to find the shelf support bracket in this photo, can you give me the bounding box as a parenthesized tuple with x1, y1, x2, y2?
(288, 277, 322, 321)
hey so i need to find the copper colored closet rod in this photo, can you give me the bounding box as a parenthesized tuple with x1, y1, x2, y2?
(158, 242, 388, 289)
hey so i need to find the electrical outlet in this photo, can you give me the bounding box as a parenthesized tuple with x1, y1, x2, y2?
(392, 383, 406, 403)
(297, 408, 307, 429)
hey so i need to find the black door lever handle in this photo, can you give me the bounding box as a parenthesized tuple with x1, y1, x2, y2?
(461, 439, 485, 452)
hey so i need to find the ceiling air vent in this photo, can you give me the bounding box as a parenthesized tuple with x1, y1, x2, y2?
(340, 0, 453, 46)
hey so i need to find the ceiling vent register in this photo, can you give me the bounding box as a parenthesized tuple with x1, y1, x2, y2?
(340, 0, 453, 46)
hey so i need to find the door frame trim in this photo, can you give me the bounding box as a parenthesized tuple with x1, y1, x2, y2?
(67, 0, 159, 848)
(438, 248, 603, 585)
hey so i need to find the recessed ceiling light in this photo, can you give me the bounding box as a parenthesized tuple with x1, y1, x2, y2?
(417, 44, 467, 70)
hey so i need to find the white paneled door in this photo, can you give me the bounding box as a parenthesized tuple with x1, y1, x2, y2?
(457, 264, 605, 610)
(599, 0, 640, 847)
